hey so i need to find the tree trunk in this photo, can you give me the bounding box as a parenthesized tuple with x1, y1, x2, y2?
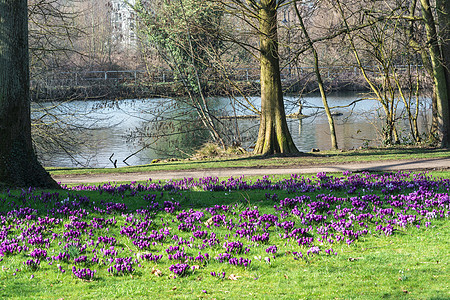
(0, 0, 59, 188)
(294, 1, 338, 150)
(436, 0, 450, 128)
(407, 0, 439, 142)
(420, 0, 450, 147)
(254, 0, 298, 155)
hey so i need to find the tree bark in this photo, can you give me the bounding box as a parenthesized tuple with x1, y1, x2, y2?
(254, 0, 298, 155)
(436, 0, 450, 126)
(406, 0, 439, 142)
(420, 0, 450, 147)
(0, 0, 59, 188)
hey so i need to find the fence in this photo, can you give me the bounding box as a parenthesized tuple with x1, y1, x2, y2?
(30, 65, 424, 88)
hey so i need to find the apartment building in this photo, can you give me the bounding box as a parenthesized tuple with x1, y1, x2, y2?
(110, 0, 137, 47)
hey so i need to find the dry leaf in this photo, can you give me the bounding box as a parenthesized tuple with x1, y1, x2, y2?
(192, 265, 200, 270)
(284, 274, 289, 279)
(348, 257, 362, 262)
(151, 267, 162, 277)
(204, 217, 214, 226)
(228, 274, 240, 280)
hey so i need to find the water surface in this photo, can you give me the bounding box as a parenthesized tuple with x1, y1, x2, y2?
(33, 92, 429, 168)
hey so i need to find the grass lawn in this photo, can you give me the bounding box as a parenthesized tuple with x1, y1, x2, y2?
(0, 171, 449, 299)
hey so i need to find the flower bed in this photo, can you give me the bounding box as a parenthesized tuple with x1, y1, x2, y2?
(0, 172, 448, 282)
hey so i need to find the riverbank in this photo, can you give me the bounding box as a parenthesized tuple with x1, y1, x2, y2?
(52, 156, 450, 184)
(31, 77, 372, 102)
(49, 147, 450, 184)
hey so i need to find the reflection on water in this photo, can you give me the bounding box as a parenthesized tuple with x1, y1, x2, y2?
(34, 91, 430, 168)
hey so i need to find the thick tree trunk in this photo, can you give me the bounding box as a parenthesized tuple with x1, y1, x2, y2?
(407, 0, 439, 142)
(436, 0, 450, 129)
(0, 0, 59, 188)
(254, 0, 298, 155)
(420, 0, 450, 147)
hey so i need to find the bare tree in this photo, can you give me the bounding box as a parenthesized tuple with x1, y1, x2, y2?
(133, 0, 227, 148)
(293, 0, 338, 150)
(216, 0, 299, 155)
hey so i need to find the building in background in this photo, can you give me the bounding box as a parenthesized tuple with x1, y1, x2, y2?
(110, 0, 137, 48)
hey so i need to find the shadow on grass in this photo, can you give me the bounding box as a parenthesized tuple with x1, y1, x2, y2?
(328, 147, 449, 158)
(0, 186, 302, 220)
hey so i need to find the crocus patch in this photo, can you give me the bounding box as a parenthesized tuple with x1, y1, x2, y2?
(0, 171, 449, 282)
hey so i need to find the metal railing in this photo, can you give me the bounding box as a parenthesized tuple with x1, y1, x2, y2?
(30, 65, 424, 88)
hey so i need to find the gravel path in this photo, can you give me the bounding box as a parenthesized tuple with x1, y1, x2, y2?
(52, 157, 450, 184)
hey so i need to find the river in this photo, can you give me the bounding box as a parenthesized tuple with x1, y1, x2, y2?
(32, 91, 430, 168)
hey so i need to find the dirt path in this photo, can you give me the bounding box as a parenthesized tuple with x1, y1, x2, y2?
(52, 157, 450, 185)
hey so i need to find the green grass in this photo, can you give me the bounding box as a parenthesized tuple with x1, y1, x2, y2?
(0, 171, 449, 299)
(6, 231, 448, 300)
(47, 146, 450, 176)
